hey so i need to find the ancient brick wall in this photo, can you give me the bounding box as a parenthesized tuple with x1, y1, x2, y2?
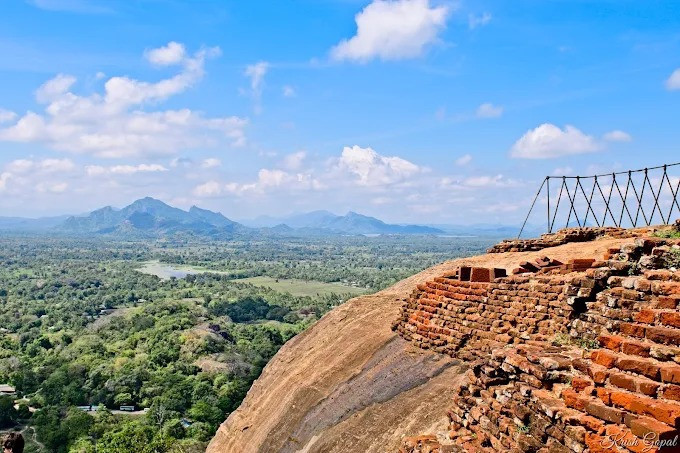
(397, 234, 680, 453)
(392, 275, 574, 361)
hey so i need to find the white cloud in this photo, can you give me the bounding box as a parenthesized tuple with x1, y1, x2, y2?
(40, 158, 75, 173)
(193, 180, 223, 197)
(468, 12, 491, 29)
(170, 157, 193, 168)
(0, 172, 10, 192)
(335, 145, 422, 186)
(666, 68, 680, 90)
(0, 109, 17, 123)
(110, 164, 168, 174)
(5, 159, 35, 174)
(331, 0, 450, 62)
(201, 158, 221, 169)
(455, 154, 472, 166)
(245, 61, 269, 111)
(145, 41, 186, 66)
(603, 130, 632, 142)
(36, 181, 68, 193)
(510, 123, 601, 159)
(35, 74, 77, 103)
(282, 85, 296, 97)
(4, 158, 75, 174)
(476, 102, 503, 118)
(85, 163, 168, 176)
(282, 151, 306, 170)
(462, 174, 519, 188)
(193, 145, 420, 199)
(0, 43, 246, 158)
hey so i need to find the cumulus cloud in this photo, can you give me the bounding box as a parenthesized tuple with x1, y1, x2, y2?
(5, 158, 75, 174)
(145, 41, 187, 66)
(440, 174, 521, 190)
(0, 172, 10, 192)
(201, 158, 221, 169)
(85, 163, 168, 176)
(455, 154, 472, 166)
(0, 42, 246, 158)
(334, 145, 422, 186)
(194, 168, 324, 198)
(331, 0, 450, 62)
(282, 151, 306, 170)
(476, 102, 503, 118)
(468, 12, 492, 29)
(192, 145, 422, 199)
(0, 109, 17, 123)
(666, 68, 680, 90)
(192, 180, 223, 197)
(603, 130, 632, 142)
(510, 123, 601, 159)
(35, 74, 77, 103)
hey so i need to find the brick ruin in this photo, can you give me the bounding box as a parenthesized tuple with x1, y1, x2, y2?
(395, 229, 680, 453)
(488, 227, 654, 254)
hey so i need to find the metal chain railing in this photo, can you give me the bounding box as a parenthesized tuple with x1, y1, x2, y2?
(518, 163, 680, 238)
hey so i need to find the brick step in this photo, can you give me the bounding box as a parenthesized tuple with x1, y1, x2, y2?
(619, 321, 680, 347)
(591, 348, 680, 384)
(563, 389, 680, 442)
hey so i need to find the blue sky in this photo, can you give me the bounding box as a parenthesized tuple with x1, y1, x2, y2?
(0, 0, 679, 223)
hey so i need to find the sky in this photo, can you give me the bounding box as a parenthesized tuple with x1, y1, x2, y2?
(0, 0, 679, 224)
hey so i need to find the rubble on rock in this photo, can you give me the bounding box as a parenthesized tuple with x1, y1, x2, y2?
(488, 226, 654, 254)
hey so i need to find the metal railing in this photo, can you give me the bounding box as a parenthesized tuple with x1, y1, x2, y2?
(518, 163, 680, 238)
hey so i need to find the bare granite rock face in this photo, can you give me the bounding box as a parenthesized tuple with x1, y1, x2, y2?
(207, 226, 679, 453)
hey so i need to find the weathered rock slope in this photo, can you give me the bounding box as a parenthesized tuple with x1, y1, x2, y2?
(207, 236, 633, 453)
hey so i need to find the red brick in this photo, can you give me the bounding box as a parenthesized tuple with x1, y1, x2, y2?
(572, 376, 593, 392)
(586, 401, 624, 424)
(646, 326, 680, 346)
(588, 364, 610, 384)
(470, 267, 492, 283)
(616, 357, 661, 380)
(628, 416, 679, 444)
(609, 372, 660, 396)
(660, 312, 680, 328)
(610, 389, 642, 411)
(592, 349, 618, 368)
(598, 334, 624, 351)
(576, 414, 606, 433)
(622, 340, 651, 358)
(585, 432, 615, 453)
(661, 365, 680, 384)
(563, 388, 588, 411)
(628, 396, 680, 427)
(597, 387, 612, 405)
(605, 425, 660, 453)
(620, 322, 647, 338)
(585, 431, 619, 453)
(663, 385, 680, 401)
(653, 296, 680, 309)
(635, 309, 657, 324)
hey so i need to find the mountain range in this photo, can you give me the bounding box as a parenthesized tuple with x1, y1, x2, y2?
(0, 197, 447, 237)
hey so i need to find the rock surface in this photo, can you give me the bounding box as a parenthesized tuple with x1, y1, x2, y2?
(207, 237, 629, 453)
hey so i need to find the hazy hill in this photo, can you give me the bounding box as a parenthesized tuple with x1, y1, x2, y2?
(243, 210, 443, 235)
(58, 197, 246, 236)
(0, 198, 533, 237)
